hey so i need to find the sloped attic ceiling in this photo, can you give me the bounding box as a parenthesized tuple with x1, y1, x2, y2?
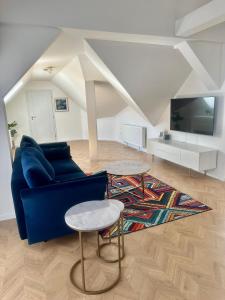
(0, 0, 211, 37)
(0, 24, 59, 96)
(88, 40, 191, 125)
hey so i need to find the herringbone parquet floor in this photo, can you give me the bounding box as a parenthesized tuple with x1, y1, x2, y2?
(1, 140, 225, 300)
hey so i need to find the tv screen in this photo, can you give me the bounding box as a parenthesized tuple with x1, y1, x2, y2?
(170, 97, 216, 136)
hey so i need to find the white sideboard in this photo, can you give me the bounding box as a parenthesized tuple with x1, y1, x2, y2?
(147, 139, 217, 173)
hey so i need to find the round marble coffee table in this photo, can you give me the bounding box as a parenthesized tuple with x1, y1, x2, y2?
(105, 160, 151, 199)
(65, 200, 124, 295)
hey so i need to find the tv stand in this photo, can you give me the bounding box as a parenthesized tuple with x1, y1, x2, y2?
(147, 139, 217, 173)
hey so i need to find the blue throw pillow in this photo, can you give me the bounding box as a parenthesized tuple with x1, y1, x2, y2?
(21, 150, 54, 188)
(20, 135, 43, 153)
(24, 147, 55, 179)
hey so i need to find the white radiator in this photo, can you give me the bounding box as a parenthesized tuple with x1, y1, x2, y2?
(121, 124, 147, 149)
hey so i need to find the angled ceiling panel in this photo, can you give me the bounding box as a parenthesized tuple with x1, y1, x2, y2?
(0, 24, 59, 97)
(95, 82, 127, 118)
(88, 40, 191, 125)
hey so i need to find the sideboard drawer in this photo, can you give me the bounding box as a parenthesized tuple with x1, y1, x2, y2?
(156, 148, 180, 164)
(180, 150, 199, 170)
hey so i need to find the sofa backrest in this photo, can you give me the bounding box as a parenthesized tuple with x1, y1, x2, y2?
(20, 135, 44, 153)
(11, 142, 57, 240)
(11, 148, 29, 240)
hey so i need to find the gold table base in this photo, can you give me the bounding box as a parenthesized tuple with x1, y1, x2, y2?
(70, 217, 123, 295)
(97, 215, 125, 263)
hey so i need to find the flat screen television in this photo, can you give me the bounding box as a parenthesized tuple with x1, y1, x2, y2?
(170, 97, 216, 136)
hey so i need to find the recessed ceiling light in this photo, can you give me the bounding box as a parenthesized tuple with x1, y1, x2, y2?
(43, 66, 56, 74)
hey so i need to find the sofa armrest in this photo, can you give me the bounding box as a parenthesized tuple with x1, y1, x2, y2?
(42, 145, 71, 160)
(40, 142, 67, 148)
(20, 172, 108, 244)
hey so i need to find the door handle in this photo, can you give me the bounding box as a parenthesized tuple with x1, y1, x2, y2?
(31, 116, 36, 120)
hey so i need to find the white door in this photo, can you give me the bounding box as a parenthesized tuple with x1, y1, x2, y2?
(27, 90, 56, 143)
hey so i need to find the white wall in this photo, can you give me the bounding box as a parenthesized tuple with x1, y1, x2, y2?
(83, 105, 157, 146)
(115, 106, 157, 143)
(97, 117, 116, 141)
(80, 109, 88, 139)
(6, 90, 30, 145)
(6, 80, 83, 145)
(0, 99, 15, 220)
(156, 71, 225, 181)
(81, 109, 117, 141)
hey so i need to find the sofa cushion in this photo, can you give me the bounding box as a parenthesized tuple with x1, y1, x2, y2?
(20, 135, 43, 153)
(55, 171, 86, 182)
(21, 149, 55, 188)
(50, 159, 82, 175)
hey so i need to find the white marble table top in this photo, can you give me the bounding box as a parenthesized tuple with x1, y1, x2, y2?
(104, 160, 151, 176)
(65, 200, 121, 232)
(108, 199, 125, 212)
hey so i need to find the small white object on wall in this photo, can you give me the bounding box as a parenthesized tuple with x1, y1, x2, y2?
(121, 124, 147, 150)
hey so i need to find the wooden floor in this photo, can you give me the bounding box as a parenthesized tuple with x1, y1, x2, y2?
(1, 140, 225, 300)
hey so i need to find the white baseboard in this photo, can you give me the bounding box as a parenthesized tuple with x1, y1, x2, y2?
(56, 137, 84, 142)
(0, 212, 15, 222)
(206, 172, 225, 182)
(117, 140, 147, 152)
(98, 138, 117, 142)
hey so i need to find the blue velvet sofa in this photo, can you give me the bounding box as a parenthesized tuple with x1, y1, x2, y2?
(11, 135, 108, 244)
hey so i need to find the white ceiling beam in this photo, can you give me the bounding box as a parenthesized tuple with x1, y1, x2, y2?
(175, 41, 218, 90)
(52, 57, 87, 109)
(65, 28, 182, 47)
(188, 41, 223, 88)
(176, 0, 225, 37)
(85, 81, 98, 160)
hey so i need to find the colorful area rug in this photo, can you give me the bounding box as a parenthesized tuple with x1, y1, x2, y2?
(100, 174, 211, 239)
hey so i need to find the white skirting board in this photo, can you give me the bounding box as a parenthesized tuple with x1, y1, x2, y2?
(0, 212, 15, 221)
(121, 124, 147, 150)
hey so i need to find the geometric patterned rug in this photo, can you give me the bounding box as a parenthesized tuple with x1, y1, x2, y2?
(100, 174, 212, 239)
